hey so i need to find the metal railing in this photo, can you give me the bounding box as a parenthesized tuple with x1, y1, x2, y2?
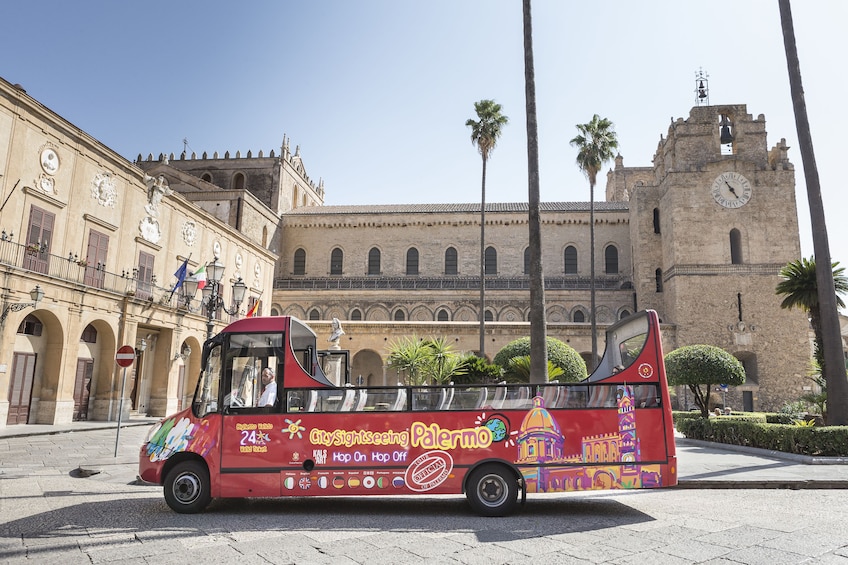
(274, 275, 632, 291)
(0, 237, 205, 311)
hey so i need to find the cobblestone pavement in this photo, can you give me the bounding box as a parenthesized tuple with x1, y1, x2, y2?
(1, 424, 848, 564)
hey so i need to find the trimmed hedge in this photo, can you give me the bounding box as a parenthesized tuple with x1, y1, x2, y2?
(676, 417, 848, 457)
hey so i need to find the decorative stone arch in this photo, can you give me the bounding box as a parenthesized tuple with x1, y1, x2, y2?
(76, 317, 118, 421)
(282, 304, 306, 319)
(616, 307, 633, 321)
(595, 305, 614, 324)
(232, 171, 246, 190)
(365, 304, 391, 321)
(410, 305, 433, 321)
(498, 306, 523, 323)
(12, 308, 65, 424)
(176, 334, 203, 406)
(546, 304, 569, 323)
(570, 306, 588, 323)
(392, 307, 407, 321)
(351, 349, 385, 386)
(453, 305, 477, 322)
(269, 303, 284, 316)
(324, 306, 346, 321)
(436, 307, 450, 322)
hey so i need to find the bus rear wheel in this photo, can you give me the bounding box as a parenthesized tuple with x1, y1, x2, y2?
(466, 464, 518, 517)
(164, 460, 211, 514)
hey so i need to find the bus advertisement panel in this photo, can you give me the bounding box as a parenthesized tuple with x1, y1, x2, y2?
(139, 310, 676, 516)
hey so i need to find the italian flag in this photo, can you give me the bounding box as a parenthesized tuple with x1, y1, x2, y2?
(193, 264, 207, 290)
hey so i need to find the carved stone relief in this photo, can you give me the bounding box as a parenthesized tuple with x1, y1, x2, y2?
(92, 172, 117, 208)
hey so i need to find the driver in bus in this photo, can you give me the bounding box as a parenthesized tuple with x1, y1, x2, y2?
(259, 368, 277, 406)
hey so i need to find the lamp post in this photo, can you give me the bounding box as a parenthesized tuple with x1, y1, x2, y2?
(182, 259, 247, 339)
(0, 285, 45, 325)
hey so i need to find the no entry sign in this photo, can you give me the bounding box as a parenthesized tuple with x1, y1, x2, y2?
(116, 345, 136, 367)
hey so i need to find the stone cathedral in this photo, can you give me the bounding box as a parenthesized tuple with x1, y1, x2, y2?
(145, 103, 810, 413)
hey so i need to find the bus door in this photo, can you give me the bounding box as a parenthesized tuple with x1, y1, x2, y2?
(218, 331, 285, 498)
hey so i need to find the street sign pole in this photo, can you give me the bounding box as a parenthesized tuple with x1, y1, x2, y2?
(114, 345, 136, 457)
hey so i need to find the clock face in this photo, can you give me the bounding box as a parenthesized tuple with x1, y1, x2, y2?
(711, 172, 752, 208)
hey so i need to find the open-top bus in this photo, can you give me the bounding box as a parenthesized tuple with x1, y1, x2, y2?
(139, 310, 677, 516)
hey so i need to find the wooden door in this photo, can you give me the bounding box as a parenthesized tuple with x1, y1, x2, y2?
(73, 359, 93, 421)
(7, 353, 36, 425)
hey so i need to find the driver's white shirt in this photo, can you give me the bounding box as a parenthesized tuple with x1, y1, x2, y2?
(259, 381, 277, 406)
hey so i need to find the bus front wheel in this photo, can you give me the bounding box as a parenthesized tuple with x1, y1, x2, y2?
(163, 460, 211, 514)
(466, 464, 518, 517)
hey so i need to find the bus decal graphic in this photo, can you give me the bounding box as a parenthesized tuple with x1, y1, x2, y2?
(516, 390, 664, 493)
(309, 428, 411, 448)
(638, 363, 654, 379)
(283, 418, 306, 439)
(409, 422, 493, 450)
(405, 451, 453, 492)
(146, 416, 217, 462)
(475, 412, 518, 447)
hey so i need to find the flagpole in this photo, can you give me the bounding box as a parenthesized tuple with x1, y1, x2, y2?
(168, 253, 192, 302)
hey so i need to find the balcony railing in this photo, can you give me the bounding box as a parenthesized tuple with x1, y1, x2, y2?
(0, 238, 205, 311)
(274, 275, 632, 291)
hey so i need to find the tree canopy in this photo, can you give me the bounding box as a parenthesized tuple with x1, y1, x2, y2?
(665, 344, 746, 417)
(493, 337, 586, 383)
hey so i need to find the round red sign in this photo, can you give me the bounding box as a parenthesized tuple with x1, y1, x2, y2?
(115, 345, 136, 367)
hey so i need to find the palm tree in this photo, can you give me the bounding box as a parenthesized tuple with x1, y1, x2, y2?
(522, 0, 548, 384)
(776, 257, 848, 420)
(570, 115, 618, 370)
(779, 0, 848, 426)
(466, 99, 508, 358)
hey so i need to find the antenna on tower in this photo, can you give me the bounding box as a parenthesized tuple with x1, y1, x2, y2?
(695, 68, 709, 106)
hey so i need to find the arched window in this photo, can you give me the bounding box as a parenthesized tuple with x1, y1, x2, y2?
(293, 248, 306, 275)
(484, 309, 494, 322)
(394, 309, 405, 321)
(655, 268, 664, 293)
(445, 247, 458, 275)
(330, 248, 343, 275)
(367, 248, 381, 275)
(523, 247, 530, 275)
(80, 324, 97, 343)
(653, 208, 661, 234)
(484, 246, 497, 275)
(730, 228, 743, 264)
(437, 309, 449, 321)
(201, 173, 212, 183)
(604, 245, 619, 274)
(233, 172, 245, 190)
(308, 308, 320, 320)
(619, 309, 632, 320)
(406, 248, 419, 275)
(564, 245, 578, 275)
(270, 307, 280, 316)
(573, 310, 585, 323)
(350, 309, 362, 321)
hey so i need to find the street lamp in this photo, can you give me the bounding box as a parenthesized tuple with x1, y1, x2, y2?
(0, 285, 44, 325)
(182, 259, 247, 338)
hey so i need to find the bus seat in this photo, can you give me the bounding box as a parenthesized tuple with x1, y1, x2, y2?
(306, 390, 319, 412)
(354, 390, 368, 411)
(439, 387, 455, 410)
(492, 383, 507, 409)
(339, 389, 356, 411)
(391, 387, 407, 411)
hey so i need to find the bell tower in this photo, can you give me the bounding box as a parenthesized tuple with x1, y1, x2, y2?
(628, 104, 810, 411)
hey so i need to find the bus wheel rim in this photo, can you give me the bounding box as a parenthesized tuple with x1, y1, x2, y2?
(173, 472, 202, 504)
(478, 473, 507, 507)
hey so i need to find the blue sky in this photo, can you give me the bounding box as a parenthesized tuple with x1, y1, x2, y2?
(2, 1, 847, 263)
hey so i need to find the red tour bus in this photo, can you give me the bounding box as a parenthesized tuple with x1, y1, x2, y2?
(139, 310, 677, 516)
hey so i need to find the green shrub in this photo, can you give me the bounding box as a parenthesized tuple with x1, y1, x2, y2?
(493, 337, 586, 382)
(676, 417, 848, 456)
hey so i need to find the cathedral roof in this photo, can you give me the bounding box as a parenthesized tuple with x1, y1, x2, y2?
(285, 201, 629, 215)
(520, 396, 561, 435)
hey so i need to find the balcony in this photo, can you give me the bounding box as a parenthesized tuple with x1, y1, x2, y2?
(274, 275, 632, 292)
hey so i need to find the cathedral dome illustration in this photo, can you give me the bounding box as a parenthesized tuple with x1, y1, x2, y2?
(520, 396, 560, 435)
